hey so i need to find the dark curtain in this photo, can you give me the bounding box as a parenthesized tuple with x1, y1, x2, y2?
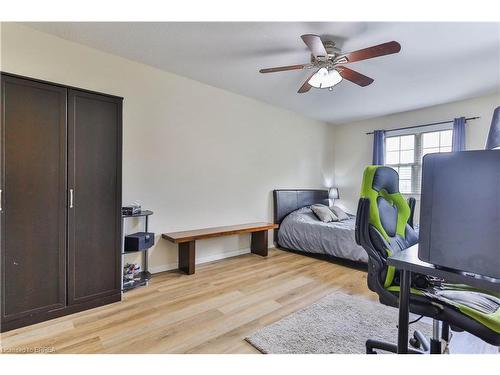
(372, 130, 385, 165)
(452, 117, 466, 151)
(485, 106, 500, 150)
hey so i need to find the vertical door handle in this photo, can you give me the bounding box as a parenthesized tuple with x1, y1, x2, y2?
(0, 189, 2, 212)
(69, 189, 74, 208)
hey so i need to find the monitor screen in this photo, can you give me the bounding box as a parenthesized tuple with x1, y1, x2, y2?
(418, 150, 500, 279)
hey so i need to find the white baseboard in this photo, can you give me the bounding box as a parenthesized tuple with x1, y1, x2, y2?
(148, 247, 251, 274)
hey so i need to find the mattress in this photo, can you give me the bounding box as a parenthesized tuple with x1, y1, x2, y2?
(277, 206, 368, 263)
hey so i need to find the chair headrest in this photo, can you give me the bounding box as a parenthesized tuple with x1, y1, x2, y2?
(360, 165, 410, 241)
(371, 167, 400, 194)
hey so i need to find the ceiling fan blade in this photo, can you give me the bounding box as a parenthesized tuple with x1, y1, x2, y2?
(335, 66, 374, 87)
(334, 41, 401, 64)
(301, 34, 328, 59)
(297, 70, 319, 94)
(259, 63, 311, 74)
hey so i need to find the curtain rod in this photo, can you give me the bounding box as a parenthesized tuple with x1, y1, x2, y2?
(365, 116, 480, 135)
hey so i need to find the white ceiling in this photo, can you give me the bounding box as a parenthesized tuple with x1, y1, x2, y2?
(25, 22, 500, 124)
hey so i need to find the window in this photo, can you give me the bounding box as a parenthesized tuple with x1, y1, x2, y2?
(385, 129, 453, 194)
(385, 135, 415, 194)
(422, 130, 452, 159)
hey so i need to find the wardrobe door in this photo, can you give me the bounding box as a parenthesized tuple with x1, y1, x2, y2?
(67, 89, 122, 305)
(1, 75, 67, 324)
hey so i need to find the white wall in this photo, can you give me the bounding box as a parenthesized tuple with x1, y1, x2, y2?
(1, 23, 334, 273)
(332, 93, 500, 216)
(4, 22, 498, 272)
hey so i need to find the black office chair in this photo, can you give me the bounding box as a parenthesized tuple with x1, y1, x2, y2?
(355, 166, 500, 353)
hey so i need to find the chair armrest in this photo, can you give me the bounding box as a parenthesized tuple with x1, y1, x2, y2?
(407, 197, 416, 229)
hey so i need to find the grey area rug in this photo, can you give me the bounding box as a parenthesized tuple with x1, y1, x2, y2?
(246, 292, 432, 354)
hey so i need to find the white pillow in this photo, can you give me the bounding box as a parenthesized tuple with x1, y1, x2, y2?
(311, 204, 339, 223)
(330, 205, 349, 221)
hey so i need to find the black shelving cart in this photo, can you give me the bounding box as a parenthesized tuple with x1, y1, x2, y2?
(121, 210, 154, 292)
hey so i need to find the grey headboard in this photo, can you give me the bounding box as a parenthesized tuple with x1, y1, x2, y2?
(273, 189, 329, 226)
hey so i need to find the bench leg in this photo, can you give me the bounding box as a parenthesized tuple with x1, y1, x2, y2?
(179, 241, 195, 275)
(251, 230, 268, 256)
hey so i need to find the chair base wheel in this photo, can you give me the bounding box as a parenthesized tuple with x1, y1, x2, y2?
(413, 330, 430, 351)
(409, 337, 420, 349)
(366, 339, 424, 354)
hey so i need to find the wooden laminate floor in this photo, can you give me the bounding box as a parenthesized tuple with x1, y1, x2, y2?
(0, 248, 370, 354)
(0, 248, 495, 354)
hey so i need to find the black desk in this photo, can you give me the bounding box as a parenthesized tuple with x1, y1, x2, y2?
(387, 244, 500, 354)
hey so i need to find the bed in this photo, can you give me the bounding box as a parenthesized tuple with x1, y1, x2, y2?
(273, 189, 368, 263)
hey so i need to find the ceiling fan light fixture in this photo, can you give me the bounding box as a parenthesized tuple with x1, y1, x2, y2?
(308, 68, 342, 89)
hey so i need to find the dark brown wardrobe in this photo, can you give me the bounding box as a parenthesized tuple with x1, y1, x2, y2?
(0, 73, 122, 332)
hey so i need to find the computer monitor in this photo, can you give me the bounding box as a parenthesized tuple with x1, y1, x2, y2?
(418, 150, 500, 279)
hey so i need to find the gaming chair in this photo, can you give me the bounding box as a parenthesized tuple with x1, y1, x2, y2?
(355, 166, 499, 353)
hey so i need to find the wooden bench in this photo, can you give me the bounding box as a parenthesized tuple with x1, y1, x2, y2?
(162, 222, 278, 275)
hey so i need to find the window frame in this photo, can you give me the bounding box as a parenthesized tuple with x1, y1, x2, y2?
(384, 127, 453, 195)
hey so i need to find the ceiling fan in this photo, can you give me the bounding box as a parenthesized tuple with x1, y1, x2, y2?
(259, 34, 401, 93)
